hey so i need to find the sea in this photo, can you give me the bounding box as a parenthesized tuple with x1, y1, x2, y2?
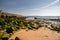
(26, 16, 60, 20)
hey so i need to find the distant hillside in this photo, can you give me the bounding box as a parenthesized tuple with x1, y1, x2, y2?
(0, 10, 26, 18)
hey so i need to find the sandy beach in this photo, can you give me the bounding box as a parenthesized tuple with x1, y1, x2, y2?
(9, 27, 60, 40)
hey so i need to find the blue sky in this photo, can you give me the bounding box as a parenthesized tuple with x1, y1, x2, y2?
(0, 0, 60, 16)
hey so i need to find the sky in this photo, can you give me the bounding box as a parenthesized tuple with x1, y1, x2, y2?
(0, 0, 60, 16)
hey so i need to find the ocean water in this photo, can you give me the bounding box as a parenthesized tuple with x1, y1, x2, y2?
(26, 16, 60, 20)
(26, 16, 60, 28)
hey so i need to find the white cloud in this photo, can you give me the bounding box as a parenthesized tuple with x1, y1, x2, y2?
(25, 0, 60, 16)
(9, 0, 59, 16)
(42, 0, 59, 8)
(23, 6, 59, 16)
(20, 0, 59, 11)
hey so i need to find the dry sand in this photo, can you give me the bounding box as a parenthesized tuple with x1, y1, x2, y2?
(9, 27, 60, 40)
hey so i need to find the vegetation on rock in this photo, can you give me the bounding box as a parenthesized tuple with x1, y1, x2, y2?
(0, 12, 42, 40)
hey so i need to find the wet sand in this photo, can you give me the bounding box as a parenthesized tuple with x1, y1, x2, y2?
(9, 27, 60, 40)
